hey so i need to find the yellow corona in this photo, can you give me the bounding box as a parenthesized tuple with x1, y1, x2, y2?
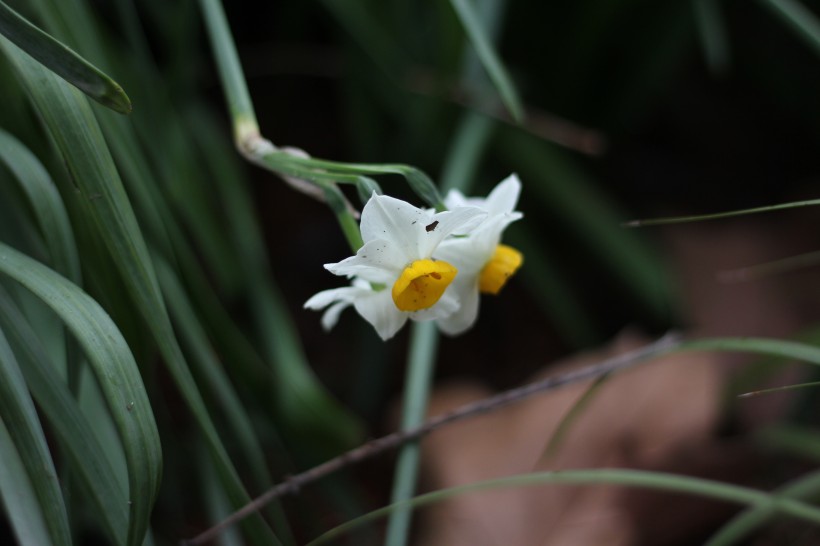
(479, 244, 523, 295)
(392, 259, 458, 311)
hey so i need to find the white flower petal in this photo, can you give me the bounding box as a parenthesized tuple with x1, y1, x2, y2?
(443, 189, 472, 209)
(304, 285, 361, 310)
(360, 193, 431, 258)
(321, 301, 351, 330)
(437, 279, 480, 336)
(434, 237, 488, 273)
(353, 289, 408, 340)
(483, 173, 521, 216)
(417, 206, 486, 258)
(325, 240, 405, 283)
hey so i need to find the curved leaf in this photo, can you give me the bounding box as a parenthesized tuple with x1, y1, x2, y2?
(0, 324, 70, 546)
(0, 285, 128, 546)
(0, 128, 80, 282)
(757, 0, 820, 58)
(0, 414, 53, 546)
(679, 337, 820, 366)
(0, 242, 161, 546)
(0, 31, 278, 546)
(307, 469, 820, 545)
(448, 0, 523, 121)
(0, 0, 130, 113)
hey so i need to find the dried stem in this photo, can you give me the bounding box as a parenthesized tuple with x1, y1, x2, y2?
(183, 331, 682, 546)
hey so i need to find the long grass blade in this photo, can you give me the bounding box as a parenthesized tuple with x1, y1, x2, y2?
(679, 337, 820, 366)
(448, 0, 523, 121)
(2, 32, 278, 546)
(0, 324, 71, 545)
(0, 128, 80, 282)
(757, 0, 820, 57)
(0, 414, 53, 546)
(0, 285, 128, 546)
(306, 468, 820, 545)
(0, 242, 160, 546)
(0, 0, 130, 113)
(705, 468, 820, 546)
(625, 198, 820, 227)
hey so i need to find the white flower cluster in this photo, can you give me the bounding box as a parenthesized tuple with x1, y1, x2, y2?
(305, 174, 523, 340)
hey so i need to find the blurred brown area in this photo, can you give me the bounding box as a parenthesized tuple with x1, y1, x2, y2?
(405, 215, 820, 546)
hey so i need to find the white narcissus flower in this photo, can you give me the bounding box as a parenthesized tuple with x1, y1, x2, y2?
(305, 193, 486, 340)
(433, 173, 524, 336)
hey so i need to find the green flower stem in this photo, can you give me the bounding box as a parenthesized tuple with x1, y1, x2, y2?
(322, 185, 364, 252)
(264, 154, 444, 209)
(385, 321, 439, 546)
(196, 0, 259, 143)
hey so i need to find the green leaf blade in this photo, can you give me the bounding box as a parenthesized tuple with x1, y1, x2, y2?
(449, 0, 523, 122)
(0, 128, 81, 283)
(0, 0, 131, 113)
(0, 242, 161, 546)
(0, 414, 54, 546)
(0, 325, 71, 546)
(0, 285, 129, 546)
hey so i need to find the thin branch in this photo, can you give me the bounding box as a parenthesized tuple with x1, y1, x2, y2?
(183, 331, 682, 546)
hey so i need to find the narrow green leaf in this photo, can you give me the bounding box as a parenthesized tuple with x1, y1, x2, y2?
(307, 469, 820, 545)
(705, 468, 820, 546)
(625, 197, 820, 227)
(757, 0, 820, 58)
(0, 285, 128, 546)
(0, 414, 53, 546)
(0, 242, 160, 546)
(679, 337, 820, 366)
(448, 0, 524, 122)
(355, 176, 383, 205)
(0, 0, 130, 113)
(0, 128, 80, 282)
(2, 33, 278, 546)
(155, 255, 271, 485)
(0, 325, 70, 546)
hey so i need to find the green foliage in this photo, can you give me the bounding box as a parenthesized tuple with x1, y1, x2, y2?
(2, 0, 820, 545)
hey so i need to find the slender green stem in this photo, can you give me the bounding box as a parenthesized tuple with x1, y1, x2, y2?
(385, 321, 439, 546)
(624, 198, 820, 227)
(196, 0, 259, 142)
(322, 185, 364, 252)
(308, 469, 820, 546)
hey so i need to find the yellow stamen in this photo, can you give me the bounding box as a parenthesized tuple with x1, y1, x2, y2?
(392, 260, 457, 312)
(479, 244, 523, 295)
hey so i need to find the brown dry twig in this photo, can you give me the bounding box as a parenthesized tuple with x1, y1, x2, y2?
(183, 331, 682, 546)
